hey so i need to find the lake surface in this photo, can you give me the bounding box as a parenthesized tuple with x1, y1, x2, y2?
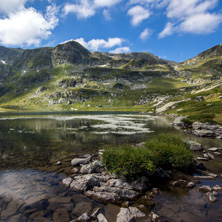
(0, 112, 222, 221)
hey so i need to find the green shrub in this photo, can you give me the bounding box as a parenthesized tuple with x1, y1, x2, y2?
(102, 134, 193, 179)
(102, 145, 155, 179)
(144, 134, 193, 169)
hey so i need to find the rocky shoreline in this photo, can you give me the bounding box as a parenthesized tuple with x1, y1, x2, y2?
(61, 143, 222, 222)
(172, 116, 222, 139)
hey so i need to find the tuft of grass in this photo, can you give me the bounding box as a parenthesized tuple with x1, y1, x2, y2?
(102, 134, 193, 179)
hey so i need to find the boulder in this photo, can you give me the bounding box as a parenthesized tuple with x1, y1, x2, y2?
(77, 213, 90, 222)
(206, 192, 217, 202)
(80, 160, 105, 174)
(116, 207, 146, 222)
(53, 209, 69, 222)
(70, 175, 99, 192)
(71, 157, 91, 166)
(97, 213, 108, 222)
(198, 185, 212, 192)
(193, 130, 216, 138)
(62, 177, 73, 187)
(172, 116, 186, 127)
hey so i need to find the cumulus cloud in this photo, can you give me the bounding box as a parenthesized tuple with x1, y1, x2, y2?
(110, 47, 131, 54)
(0, 0, 28, 14)
(63, 1, 95, 19)
(158, 22, 174, 38)
(73, 37, 125, 51)
(127, 5, 150, 26)
(159, 0, 222, 37)
(139, 28, 152, 40)
(63, 0, 122, 19)
(0, 1, 59, 46)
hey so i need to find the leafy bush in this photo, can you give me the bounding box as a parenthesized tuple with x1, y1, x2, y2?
(102, 145, 155, 179)
(144, 134, 193, 169)
(102, 134, 193, 179)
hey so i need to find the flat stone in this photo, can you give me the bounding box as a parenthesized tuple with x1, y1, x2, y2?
(72, 202, 93, 216)
(97, 213, 108, 222)
(197, 157, 209, 161)
(208, 148, 219, 152)
(198, 185, 212, 192)
(62, 177, 73, 187)
(53, 208, 70, 222)
(213, 185, 222, 191)
(194, 175, 215, 179)
(71, 157, 91, 166)
(85, 190, 120, 203)
(207, 153, 214, 160)
(77, 213, 90, 222)
(206, 192, 217, 202)
(116, 207, 146, 222)
(187, 182, 195, 188)
(48, 197, 72, 204)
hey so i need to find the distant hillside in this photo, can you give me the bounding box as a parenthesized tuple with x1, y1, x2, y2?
(0, 42, 222, 124)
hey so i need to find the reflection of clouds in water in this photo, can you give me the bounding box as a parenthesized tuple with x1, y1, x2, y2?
(0, 114, 157, 135)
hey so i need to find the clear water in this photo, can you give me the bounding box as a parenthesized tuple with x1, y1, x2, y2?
(0, 112, 222, 221)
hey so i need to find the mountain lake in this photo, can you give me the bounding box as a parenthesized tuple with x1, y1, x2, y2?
(0, 112, 222, 222)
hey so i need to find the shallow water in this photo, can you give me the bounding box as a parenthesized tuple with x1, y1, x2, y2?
(0, 112, 222, 221)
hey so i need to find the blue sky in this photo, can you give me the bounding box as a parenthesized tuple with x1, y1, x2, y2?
(0, 0, 221, 62)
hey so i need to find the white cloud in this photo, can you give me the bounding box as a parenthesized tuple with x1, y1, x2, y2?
(158, 22, 174, 38)
(94, 0, 122, 7)
(110, 47, 131, 54)
(63, 1, 95, 19)
(0, 4, 59, 46)
(103, 9, 111, 21)
(0, 0, 28, 14)
(127, 5, 150, 26)
(63, 0, 122, 19)
(139, 28, 152, 40)
(74, 37, 126, 51)
(159, 0, 222, 37)
(179, 13, 222, 34)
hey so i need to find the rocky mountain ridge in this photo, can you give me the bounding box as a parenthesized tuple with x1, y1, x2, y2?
(0, 42, 221, 124)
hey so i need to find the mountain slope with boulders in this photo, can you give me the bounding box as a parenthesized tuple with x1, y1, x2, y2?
(0, 41, 221, 123)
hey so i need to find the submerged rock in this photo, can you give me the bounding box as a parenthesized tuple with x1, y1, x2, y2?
(116, 207, 146, 222)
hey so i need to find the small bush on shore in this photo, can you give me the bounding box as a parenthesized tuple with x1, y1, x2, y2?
(102, 134, 193, 179)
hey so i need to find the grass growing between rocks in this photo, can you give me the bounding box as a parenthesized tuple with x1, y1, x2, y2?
(102, 134, 193, 179)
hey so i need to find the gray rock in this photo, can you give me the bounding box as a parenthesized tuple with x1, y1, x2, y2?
(189, 141, 204, 151)
(85, 190, 120, 203)
(187, 182, 195, 188)
(97, 213, 108, 222)
(212, 185, 222, 191)
(193, 130, 216, 138)
(206, 192, 217, 202)
(198, 185, 212, 192)
(62, 177, 73, 187)
(150, 212, 160, 222)
(197, 157, 209, 161)
(172, 116, 186, 126)
(77, 213, 90, 222)
(171, 179, 188, 188)
(208, 147, 219, 152)
(80, 160, 104, 174)
(70, 175, 99, 192)
(53, 208, 70, 222)
(71, 157, 91, 166)
(207, 153, 214, 160)
(72, 202, 92, 217)
(116, 207, 145, 222)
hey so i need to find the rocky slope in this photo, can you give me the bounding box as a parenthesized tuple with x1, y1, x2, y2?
(0, 42, 221, 122)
